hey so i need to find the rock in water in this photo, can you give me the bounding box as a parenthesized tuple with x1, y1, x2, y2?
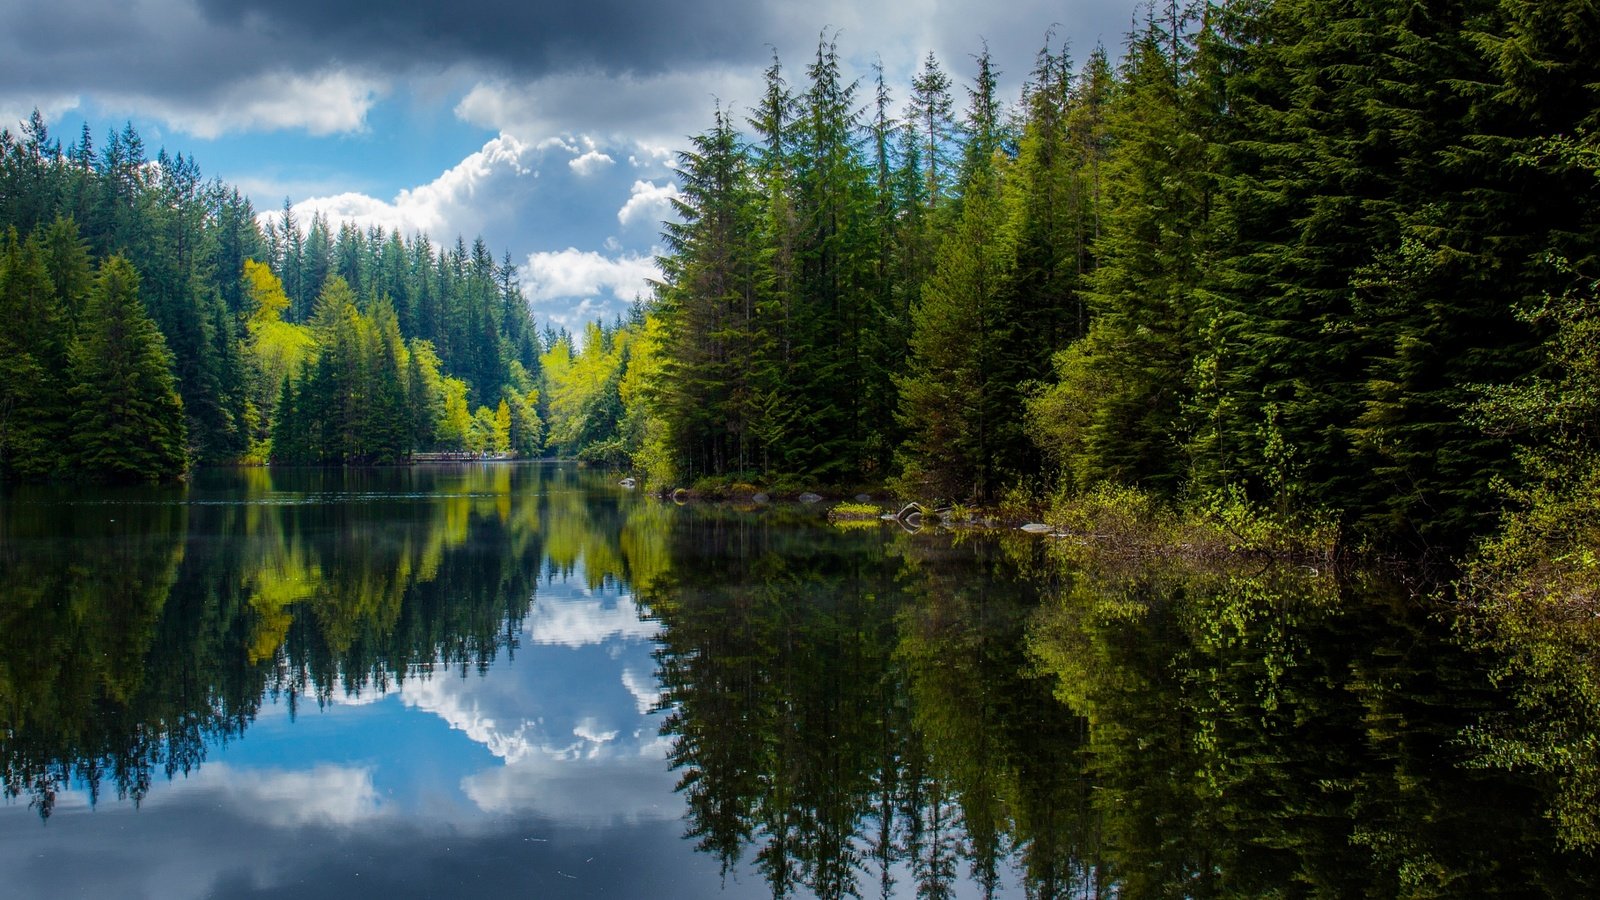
(1020, 523, 1053, 534)
(798, 492, 824, 504)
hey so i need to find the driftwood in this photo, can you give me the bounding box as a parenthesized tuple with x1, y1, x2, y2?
(886, 502, 955, 531)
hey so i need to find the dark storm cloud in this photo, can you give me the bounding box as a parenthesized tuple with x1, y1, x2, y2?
(0, 0, 1137, 139)
(190, 0, 775, 78)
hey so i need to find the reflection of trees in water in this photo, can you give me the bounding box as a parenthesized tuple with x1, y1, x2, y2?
(1029, 564, 1599, 896)
(651, 517, 1089, 899)
(0, 488, 189, 818)
(0, 464, 660, 819)
(1462, 578, 1600, 855)
(656, 522, 1600, 898)
(7, 470, 1600, 894)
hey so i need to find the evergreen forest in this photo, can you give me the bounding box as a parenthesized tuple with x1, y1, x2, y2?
(4, 0, 1600, 574)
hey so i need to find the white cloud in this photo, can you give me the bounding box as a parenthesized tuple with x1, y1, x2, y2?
(621, 666, 662, 715)
(455, 68, 762, 150)
(129, 69, 384, 139)
(573, 717, 619, 745)
(616, 179, 681, 228)
(162, 764, 384, 828)
(401, 675, 543, 764)
(628, 145, 674, 169)
(569, 149, 615, 176)
(519, 248, 659, 334)
(460, 751, 677, 823)
(272, 132, 539, 239)
(0, 95, 80, 135)
(525, 594, 661, 648)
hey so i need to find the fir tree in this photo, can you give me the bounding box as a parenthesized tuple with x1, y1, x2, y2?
(68, 256, 187, 480)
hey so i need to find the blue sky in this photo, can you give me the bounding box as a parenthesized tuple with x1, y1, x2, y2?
(1, 0, 1133, 332)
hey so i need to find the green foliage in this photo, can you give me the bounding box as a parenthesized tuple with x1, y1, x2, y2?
(0, 226, 71, 478)
(1461, 252, 1600, 850)
(0, 117, 543, 477)
(68, 256, 188, 480)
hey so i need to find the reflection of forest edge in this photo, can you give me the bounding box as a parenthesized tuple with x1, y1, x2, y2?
(3, 468, 1597, 896)
(0, 464, 642, 818)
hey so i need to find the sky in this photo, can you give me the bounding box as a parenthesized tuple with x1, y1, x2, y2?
(0, 0, 1133, 332)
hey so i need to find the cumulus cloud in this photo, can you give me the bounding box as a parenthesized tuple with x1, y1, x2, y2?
(275, 132, 539, 238)
(163, 764, 384, 828)
(621, 666, 663, 715)
(455, 69, 763, 151)
(461, 750, 678, 823)
(525, 593, 661, 648)
(569, 150, 614, 175)
(518, 249, 660, 333)
(402, 675, 544, 765)
(123, 69, 383, 138)
(617, 180, 681, 228)
(0, 94, 80, 135)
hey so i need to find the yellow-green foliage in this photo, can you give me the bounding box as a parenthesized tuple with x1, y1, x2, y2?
(1460, 467, 1600, 850)
(1039, 482, 1339, 563)
(241, 260, 313, 447)
(439, 376, 472, 450)
(619, 313, 675, 486)
(541, 322, 625, 456)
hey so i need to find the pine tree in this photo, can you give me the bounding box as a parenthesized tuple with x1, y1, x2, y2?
(786, 32, 879, 478)
(1031, 14, 1216, 495)
(0, 227, 69, 478)
(656, 106, 766, 477)
(907, 52, 959, 210)
(68, 256, 187, 480)
(896, 48, 1017, 502)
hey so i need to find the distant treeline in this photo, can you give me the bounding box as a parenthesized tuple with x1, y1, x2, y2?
(6, 0, 1600, 562)
(0, 116, 551, 477)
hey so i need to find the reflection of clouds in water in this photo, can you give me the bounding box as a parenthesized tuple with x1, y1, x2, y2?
(461, 750, 677, 824)
(622, 665, 663, 715)
(147, 763, 383, 828)
(574, 716, 619, 746)
(401, 676, 545, 764)
(405, 672, 676, 823)
(396, 583, 675, 824)
(526, 592, 659, 647)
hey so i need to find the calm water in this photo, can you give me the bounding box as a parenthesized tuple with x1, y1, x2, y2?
(1, 463, 1596, 898)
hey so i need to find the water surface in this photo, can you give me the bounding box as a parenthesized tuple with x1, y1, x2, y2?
(1, 464, 1595, 897)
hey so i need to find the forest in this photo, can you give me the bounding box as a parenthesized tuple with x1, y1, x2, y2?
(0, 118, 552, 476)
(636, 0, 1600, 559)
(3, 0, 1599, 569)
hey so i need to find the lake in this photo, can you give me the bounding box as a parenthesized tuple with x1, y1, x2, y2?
(1, 463, 1596, 897)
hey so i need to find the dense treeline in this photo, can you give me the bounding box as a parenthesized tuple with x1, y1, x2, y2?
(621, 1, 1600, 554)
(6, 0, 1600, 561)
(0, 115, 546, 478)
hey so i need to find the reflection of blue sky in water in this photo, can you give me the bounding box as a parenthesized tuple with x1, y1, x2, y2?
(227, 566, 671, 826)
(401, 576, 674, 825)
(0, 562, 754, 899)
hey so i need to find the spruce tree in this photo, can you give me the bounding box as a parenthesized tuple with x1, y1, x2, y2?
(68, 256, 187, 481)
(656, 107, 765, 478)
(896, 48, 1017, 502)
(1032, 14, 1216, 495)
(0, 228, 69, 478)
